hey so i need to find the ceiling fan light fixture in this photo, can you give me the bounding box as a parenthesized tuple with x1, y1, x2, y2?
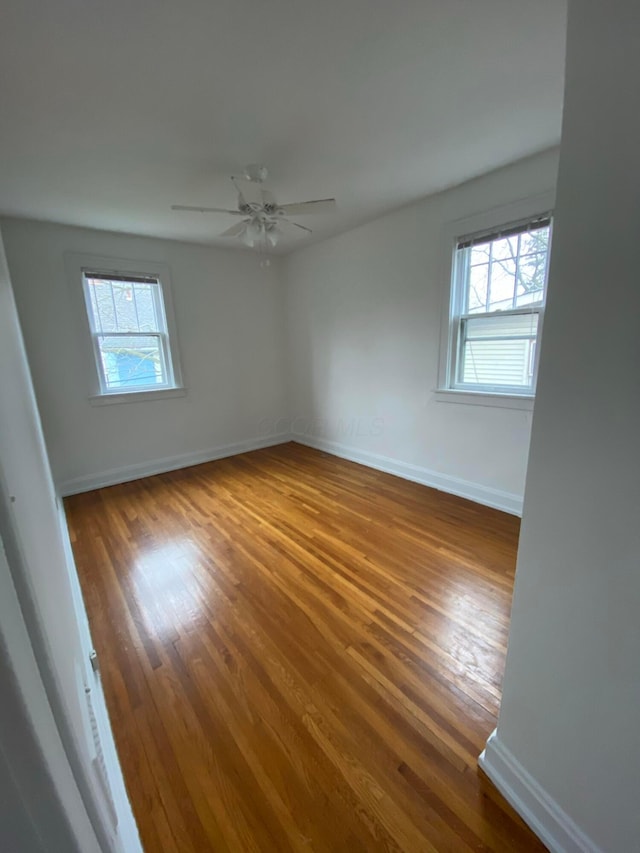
(242, 219, 263, 247)
(265, 225, 281, 248)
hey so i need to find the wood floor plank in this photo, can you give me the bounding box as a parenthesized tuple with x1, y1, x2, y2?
(65, 442, 546, 852)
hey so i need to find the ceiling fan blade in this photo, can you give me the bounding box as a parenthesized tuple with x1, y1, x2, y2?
(292, 221, 312, 233)
(280, 220, 312, 234)
(220, 221, 248, 238)
(171, 205, 242, 215)
(279, 198, 336, 216)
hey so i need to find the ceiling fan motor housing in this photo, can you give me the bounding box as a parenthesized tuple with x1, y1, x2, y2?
(243, 164, 269, 183)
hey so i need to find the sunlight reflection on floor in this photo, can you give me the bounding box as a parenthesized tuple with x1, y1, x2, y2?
(132, 538, 209, 639)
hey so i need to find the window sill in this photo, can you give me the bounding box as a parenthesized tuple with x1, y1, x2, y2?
(89, 387, 187, 407)
(434, 389, 534, 411)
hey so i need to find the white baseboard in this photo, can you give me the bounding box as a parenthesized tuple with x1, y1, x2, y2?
(292, 434, 523, 516)
(57, 434, 292, 496)
(59, 430, 523, 515)
(479, 730, 600, 853)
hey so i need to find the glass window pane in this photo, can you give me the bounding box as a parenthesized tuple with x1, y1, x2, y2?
(132, 283, 159, 332)
(460, 338, 534, 387)
(111, 281, 139, 331)
(464, 313, 538, 339)
(488, 257, 516, 312)
(491, 235, 518, 262)
(470, 243, 491, 265)
(87, 279, 117, 332)
(97, 335, 165, 390)
(88, 283, 101, 332)
(520, 226, 549, 256)
(467, 264, 488, 313)
(459, 313, 538, 388)
(515, 254, 547, 307)
(85, 277, 162, 334)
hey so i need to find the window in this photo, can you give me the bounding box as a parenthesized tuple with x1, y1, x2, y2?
(443, 213, 552, 398)
(78, 265, 182, 399)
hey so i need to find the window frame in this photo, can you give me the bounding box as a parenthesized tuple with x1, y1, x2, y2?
(437, 191, 555, 409)
(66, 253, 185, 405)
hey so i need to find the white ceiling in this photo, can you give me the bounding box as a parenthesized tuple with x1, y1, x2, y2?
(0, 0, 567, 254)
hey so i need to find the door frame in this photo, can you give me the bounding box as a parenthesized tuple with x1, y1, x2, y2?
(0, 228, 141, 853)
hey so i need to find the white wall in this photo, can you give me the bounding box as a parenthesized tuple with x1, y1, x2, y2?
(284, 148, 559, 513)
(1, 218, 288, 492)
(4, 153, 559, 507)
(0, 229, 135, 852)
(480, 1, 640, 851)
(0, 530, 96, 853)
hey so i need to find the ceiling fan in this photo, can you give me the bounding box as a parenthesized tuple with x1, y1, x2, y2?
(171, 164, 336, 250)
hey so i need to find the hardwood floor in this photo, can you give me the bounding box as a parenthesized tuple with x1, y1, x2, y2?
(65, 442, 545, 852)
